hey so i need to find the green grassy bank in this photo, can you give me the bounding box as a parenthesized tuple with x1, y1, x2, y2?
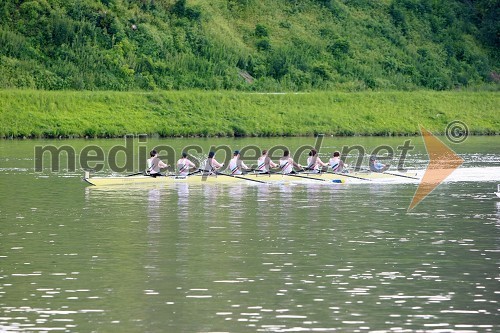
(0, 90, 498, 138)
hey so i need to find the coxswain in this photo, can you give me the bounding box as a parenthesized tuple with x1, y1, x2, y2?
(369, 155, 390, 172)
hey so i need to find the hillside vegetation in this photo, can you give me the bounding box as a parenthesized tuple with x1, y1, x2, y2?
(1, 90, 498, 138)
(0, 0, 498, 91)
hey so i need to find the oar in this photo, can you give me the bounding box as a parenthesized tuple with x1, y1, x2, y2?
(126, 172, 144, 177)
(382, 171, 419, 180)
(187, 169, 202, 176)
(273, 166, 323, 180)
(326, 170, 371, 181)
(285, 170, 328, 182)
(360, 168, 419, 180)
(217, 172, 269, 184)
(234, 174, 269, 184)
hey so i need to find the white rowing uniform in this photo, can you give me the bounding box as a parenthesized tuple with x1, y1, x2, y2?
(147, 156, 167, 175)
(229, 157, 248, 175)
(329, 157, 343, 173)
(307, 155, 327, 173)
(202, 158, 223, 174)
(279, 158, 294, 174)
(306, 156, 321, 173)
(257, 156, 267, 172)
(257, 155, 276, 173)
(177, 157, 195, 176)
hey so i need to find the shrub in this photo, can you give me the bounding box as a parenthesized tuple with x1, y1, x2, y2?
(255, 24, 269, 37)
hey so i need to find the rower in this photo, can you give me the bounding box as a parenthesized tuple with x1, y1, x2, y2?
(279, 150, 302, 174)
(256, 149, 277, 173)
(202, 151, 224, 175)
(177, 152, 196, 176)
(146, 150, 169, 177)
(306, 149, 328, 173)
(329, 151, 347, 173)
(228, 150, 250, 175)
(369, 155, 390, 172)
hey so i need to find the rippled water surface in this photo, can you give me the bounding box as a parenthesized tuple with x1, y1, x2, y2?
(0, 137, 499, 332)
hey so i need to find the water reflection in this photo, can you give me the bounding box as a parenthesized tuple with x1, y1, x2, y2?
(256, 185, 272, 227)
(497, 201, 500, 222)
(176, 183, 190, 219)
(147, 188, 161, 234)
(3, 174, 500, 332)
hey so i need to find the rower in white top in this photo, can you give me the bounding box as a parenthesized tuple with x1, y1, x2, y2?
(229, 150, 250, 175)
(256, 149, 277, 174)
(146, 150, 169, 176)
(202, 151, 224, 175)
(279, 150, 302, 174)
(329, 151, 347, 173)
(306, 149, 328, 173)
(176, 152, 196, 176)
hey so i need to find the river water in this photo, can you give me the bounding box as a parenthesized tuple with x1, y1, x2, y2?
(0, 136, 499, 332)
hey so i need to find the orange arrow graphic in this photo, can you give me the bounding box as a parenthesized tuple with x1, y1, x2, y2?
(408, 125, 464, 211)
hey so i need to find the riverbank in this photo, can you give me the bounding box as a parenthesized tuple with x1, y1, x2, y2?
(0, 90, 498, 138)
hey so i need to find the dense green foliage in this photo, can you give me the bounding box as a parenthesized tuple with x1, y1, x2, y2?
(1, 90, 498, 138)
(0, 0, 498, 91)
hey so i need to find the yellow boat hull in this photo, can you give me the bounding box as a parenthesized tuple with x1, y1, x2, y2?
(83, 171, 417, 186)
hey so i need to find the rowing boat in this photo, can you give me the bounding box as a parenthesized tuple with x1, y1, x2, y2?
(83, 170, 419, 186)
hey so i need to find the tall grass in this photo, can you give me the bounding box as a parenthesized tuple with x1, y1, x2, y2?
(0, 90, 498, 138)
